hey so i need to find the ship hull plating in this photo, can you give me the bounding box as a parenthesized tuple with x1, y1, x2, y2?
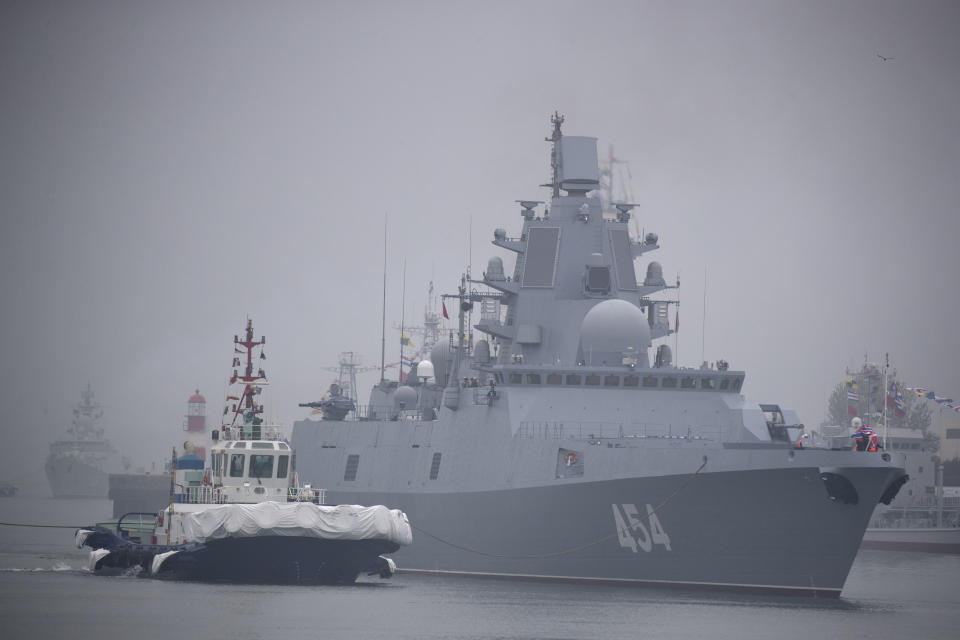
(292, 423, 902, 596)
(45, 455, 110, 498)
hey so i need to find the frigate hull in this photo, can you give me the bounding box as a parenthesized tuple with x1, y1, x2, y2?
(294, 421, 902, 596)
(45, 454, 109, 498)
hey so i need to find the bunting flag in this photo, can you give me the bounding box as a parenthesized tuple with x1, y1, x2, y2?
(401, 354, 416, 365)
(905, 386, 960, 413)
(260, 351, 266, 360)
(400, 333, 414, 347)
(226, 395, 240, 401)
(442, 301, 449, 320)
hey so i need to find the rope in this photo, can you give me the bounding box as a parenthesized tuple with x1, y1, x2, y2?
(410, 455, 708, 559)
(0, 522, 84, 529)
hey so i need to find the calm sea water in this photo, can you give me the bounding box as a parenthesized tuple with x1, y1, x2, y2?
(2, 495, 958, 640)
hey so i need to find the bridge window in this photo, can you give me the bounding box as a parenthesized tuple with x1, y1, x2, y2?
(508, 373, 523, 384)
(344, 454, 360, 481)
(732, 377, 743, 392)
(681, 377, 696, 389)
(229, 454, 245, 478)
(277, 455, 289, 479)
(623, 375, 639, 387)
(565, 374, 582, 385)
(719, 378, 730, 390)
(527, 373, 542, 384)
(643, 376, 658, 388)
(430, 453, 442, 480)
(662, 376, 677, 388)
(701, 378, 715, 390)
(249, 455, 274, 478)
(585, 374, 602, 386)
(546, 373, 563, 385)
(604, 375, 620, 387)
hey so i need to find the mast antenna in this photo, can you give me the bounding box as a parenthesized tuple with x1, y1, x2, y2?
(545, 112, 564, 198)
(399, 260, 407, 383)
(380, 214, 387, 384)
(701, 266, 707, 364)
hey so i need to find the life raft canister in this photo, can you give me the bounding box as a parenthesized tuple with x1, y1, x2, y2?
(564, 451, 578, 466)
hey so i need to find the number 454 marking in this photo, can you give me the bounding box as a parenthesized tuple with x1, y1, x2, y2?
(612, 504, 672, 553)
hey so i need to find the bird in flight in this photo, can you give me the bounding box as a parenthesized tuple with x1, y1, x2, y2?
(877, 54, 894, 62)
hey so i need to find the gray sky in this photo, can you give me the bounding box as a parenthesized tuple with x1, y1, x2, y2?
(2, 0, 959, 488)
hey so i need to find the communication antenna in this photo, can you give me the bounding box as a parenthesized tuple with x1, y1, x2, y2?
(701, 266, 707, 364)
(380, 214, 387, 383)
(399, 260, 407, 383)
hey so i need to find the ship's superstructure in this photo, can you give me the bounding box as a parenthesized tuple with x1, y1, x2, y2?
(46, 384, 124, 498)
(291, 116, 908, 597)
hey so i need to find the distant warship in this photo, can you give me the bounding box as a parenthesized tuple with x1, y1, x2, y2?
(46, 384, 125, 498)
(292, 115, 908, 597)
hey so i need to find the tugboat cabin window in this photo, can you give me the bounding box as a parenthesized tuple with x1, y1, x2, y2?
(249, 455, 274, 478)
(276, 455, 289, 479)
(229, 453, 245, 477)
(344, 454, 360, 481)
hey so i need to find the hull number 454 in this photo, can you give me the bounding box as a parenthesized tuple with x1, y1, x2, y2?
(612, 504, 672, 553)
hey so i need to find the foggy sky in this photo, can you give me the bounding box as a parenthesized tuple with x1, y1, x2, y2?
(2, 1, 959, 490)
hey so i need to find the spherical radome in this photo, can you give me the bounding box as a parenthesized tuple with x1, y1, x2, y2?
(579, 299, 650, 354)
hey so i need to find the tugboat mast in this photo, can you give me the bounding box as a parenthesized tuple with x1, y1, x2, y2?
(227, 318, 267, 429)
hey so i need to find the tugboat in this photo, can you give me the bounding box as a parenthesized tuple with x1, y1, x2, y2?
(46, 384, 125, 498)
(291, 115, 908, 597)
(76, 319, 412, 584)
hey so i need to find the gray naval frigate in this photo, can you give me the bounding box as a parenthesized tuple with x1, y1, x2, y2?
(46, 384, 125, 498)
(292, 115, 908, 597)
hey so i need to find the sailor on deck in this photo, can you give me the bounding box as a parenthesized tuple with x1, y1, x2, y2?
(849, 417, 874, 452)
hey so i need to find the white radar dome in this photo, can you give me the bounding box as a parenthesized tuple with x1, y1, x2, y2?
(394, 386, 418, 409)
(579, 299, 651, 359)
(417, 360, 435, 381)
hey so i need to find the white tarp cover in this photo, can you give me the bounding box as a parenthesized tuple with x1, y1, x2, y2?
(178, 502, 413, 546)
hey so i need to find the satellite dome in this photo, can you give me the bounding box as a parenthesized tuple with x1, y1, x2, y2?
(579, 299, 650, 364)
(417, 360, 435, 381)
(394, 385, 418, 409)
(851, 417, 862, 428)
(486, 257, 505, 281)
(473, 340, 490, 365)
(644, 261, 666, 287)
(430, 341, 455, 385)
